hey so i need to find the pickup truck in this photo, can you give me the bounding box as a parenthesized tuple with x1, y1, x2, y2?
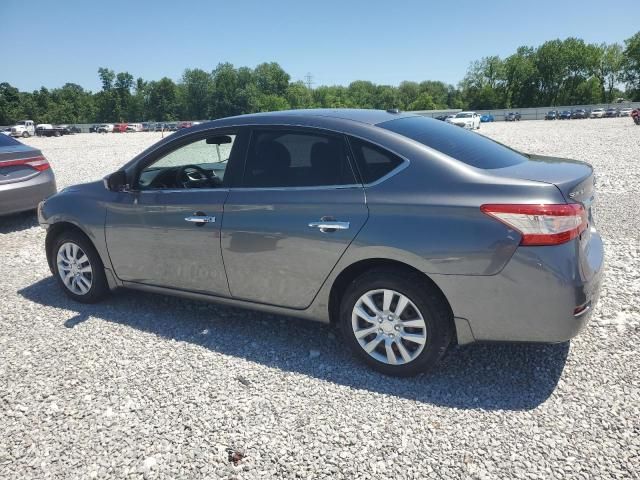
(10, 120, 36, 138)
(36, 124, 72, 137)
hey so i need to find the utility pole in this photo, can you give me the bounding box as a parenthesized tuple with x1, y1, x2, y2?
(304, 73, 314, 90)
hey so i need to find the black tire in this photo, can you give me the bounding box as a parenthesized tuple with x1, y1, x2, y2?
(54, 130, 61, 137)
(52, 230, 109, 303)
(339, 268, 453, 377)
(22, 131, 29, 138)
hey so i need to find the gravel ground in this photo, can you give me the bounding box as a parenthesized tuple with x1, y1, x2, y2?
(1, 120, 638, 479)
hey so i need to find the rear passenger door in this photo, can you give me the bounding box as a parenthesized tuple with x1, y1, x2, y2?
(221, 127, 368, 309)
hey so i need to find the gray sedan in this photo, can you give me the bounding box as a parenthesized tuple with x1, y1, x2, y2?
(38, 109, 604, 376)
(0, 134, 56, 216)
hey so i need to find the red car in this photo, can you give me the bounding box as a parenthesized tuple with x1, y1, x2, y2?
(632, 108, 640, 125)
(177, 121, 192, 129)
(113, 123, 128, 133)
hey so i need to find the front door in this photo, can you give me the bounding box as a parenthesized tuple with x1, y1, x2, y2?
(221, 127, 368, 309)
(105, 131, 241, 295)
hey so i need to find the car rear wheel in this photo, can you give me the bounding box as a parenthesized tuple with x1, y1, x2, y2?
(340, 268, 453, 376)
(53, 231, 109, 303)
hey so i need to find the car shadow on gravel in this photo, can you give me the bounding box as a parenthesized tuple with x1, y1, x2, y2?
(20, 277, 569, 411)
(0, 210, 38, 233)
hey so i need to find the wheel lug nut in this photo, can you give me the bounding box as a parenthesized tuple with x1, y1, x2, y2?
(389, 334, 395, 339)
(378, 318, 383, 323)
(394, 325, 401, 331)
(387, 315, 393, 321)
(378, 328, 383, 334)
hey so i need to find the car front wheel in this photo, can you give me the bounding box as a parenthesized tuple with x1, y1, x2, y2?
(340, 268, 453, 376)
(53, 231, 109, 303)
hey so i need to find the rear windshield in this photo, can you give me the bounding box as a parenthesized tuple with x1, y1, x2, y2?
(378, 116, 527, 169)
(0, 134, 21, 147)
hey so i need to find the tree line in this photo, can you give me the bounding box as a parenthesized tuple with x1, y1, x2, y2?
(1, 32, 639, 125)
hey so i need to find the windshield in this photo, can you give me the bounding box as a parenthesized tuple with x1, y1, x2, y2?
(15, 121, 26, 126)
(378, 116, 527, 170)
(455, 113, 473, 118)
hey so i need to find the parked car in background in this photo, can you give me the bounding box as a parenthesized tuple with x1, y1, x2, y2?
(544, 110, 558, 120)
(434, 115, 448, 121)
(446, 111, 481, 129)
(504, 112, 521, 122)
(89, 125, 100, 133)
(571, 109, 588, 119)
(97, 124, 114, 133)
(619, 108, 633, 117)
(112, 123, 128, 133)
(604, 108, 620, 118)
(0, 134, 56, 215)
(142, 123, 152, 132)
(559, 110, 572, 120)
(590, 108, 605, 118)
(1, 127, 12, 136)
(632, 108, 640, 125)
(65, 125, 81, 134)
(10, 120, 36, 138)
(480, 114, 494, 122)
(37, 109, 603, 376)
(36, 124, 67, 137)
(125, 123, 143, 133)
(166, 123, 178, 131)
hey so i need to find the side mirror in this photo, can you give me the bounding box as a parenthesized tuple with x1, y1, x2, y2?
(104, 170, 128, 191)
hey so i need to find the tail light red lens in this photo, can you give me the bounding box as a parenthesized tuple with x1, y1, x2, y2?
(0, 155, 50, 172)
(481, 203, 588, 246)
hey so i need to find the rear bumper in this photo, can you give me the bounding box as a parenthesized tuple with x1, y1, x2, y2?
(431, 229, 604, 343)
(0, 169, 57, 215)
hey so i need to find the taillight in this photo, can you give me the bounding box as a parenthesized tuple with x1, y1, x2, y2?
(0, 155, 50, 172)
(480, 203, 588, 246)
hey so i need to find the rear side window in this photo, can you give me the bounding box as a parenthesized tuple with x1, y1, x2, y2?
(241, 130, 356, 188)
(348, 137, 403, 184)
(378, 116, 527, 169)
(0, 135, 20, 147)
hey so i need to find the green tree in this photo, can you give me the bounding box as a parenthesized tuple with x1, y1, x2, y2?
(622, 32, 640, 100)
(182, 68, 213, 119)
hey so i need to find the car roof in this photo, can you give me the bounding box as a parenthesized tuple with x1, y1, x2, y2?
(217, 108, 419, 126)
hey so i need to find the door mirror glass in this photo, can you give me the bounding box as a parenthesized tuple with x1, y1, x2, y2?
(105, 170, 128, 191)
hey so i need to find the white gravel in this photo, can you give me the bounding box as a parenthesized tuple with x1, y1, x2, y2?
(1, 120, 639, 479)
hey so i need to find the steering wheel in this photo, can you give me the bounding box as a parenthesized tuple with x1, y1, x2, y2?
(175, 164, 218, 188)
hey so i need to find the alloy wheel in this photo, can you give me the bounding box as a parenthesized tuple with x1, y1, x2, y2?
(57, 242, 93, 295)
(351, 289, 427, 365)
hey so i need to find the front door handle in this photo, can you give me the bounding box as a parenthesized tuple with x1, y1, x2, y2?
(185, 215, 216, 225)
(308, 221, 350, 232)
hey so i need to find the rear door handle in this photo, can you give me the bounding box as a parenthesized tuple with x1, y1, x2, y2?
(308, 221, 350, 232)
(185, 215, 216, 224)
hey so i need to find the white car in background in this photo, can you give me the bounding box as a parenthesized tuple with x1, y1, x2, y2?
(97, 124, 114, 133)
(446, 111, 481, 130)
(619, 108, 633, 117)
(590, 108, 605, 118)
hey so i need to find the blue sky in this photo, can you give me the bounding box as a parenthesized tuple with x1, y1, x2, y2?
(2, 0, 638, 92)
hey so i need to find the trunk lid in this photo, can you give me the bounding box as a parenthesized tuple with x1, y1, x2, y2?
(490, 154, 595, 207)
(0, 145, 44, 185)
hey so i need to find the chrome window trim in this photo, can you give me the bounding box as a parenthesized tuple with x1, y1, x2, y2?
(230, 184, 363, 193)
(138, 188, 230, 194)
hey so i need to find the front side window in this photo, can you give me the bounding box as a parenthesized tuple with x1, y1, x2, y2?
(241, 130, 356, 188)
(138, 134, 236, 190)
